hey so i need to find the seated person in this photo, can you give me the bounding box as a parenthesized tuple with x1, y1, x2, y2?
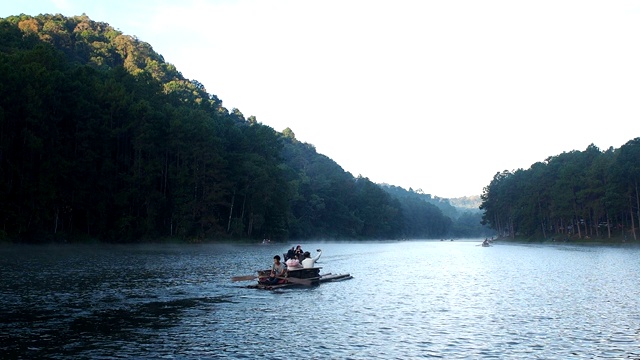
(301, 249, 322, 268)
(285, 246, 295, 261)
(285, 256, 302, 269)
(261, 255, 287, 284)
(294, 245, 304, 260)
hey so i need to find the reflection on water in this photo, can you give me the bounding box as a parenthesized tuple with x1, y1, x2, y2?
(1, 241, 640, 359)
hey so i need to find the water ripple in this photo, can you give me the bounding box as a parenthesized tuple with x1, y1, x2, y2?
(2, 242, 640, 359)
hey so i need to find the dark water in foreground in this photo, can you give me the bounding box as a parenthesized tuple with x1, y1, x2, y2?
(1, 240, 639, 359)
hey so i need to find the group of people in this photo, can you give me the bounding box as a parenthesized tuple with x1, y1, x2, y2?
(284, 245, 322, 269)
(260, 245, 322, 285)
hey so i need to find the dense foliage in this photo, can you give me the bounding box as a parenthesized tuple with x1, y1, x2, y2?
(0, 14, 482, 243)
(382, 186, 493, 238)
(480, 141, 640, 241)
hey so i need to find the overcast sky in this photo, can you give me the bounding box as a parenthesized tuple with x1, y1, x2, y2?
(3, 0, 639, 198)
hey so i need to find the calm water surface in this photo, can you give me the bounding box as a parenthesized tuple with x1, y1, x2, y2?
(1, 240, 639, 359)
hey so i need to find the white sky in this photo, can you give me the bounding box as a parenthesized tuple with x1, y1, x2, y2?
(3, 0, 640, 198)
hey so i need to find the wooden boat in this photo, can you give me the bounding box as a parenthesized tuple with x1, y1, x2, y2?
(247, 267, 353, 290)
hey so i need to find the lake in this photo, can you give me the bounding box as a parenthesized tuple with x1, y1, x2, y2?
(1, 240, 639, 359)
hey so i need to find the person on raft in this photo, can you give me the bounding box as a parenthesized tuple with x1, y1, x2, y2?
(285, 254, 302, 269)
(261, 255, 287, 285)
(301, 249, 322, 268)
(285, 246, 295, 261)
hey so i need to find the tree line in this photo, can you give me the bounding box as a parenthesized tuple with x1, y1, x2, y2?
(0, 14, 487, 243)
(480, 140, 640, 241)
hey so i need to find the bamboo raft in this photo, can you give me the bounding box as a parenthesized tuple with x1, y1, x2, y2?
(246, 267, 353, 290)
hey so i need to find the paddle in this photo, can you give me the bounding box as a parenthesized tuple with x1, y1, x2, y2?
(230, 275, 312, 286)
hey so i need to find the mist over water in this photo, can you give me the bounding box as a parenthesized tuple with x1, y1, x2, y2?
(1, 241, 639, 359)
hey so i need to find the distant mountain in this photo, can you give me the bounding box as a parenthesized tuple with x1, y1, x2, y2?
(448, 195, 482, 211)
(379, 185, 493, 238)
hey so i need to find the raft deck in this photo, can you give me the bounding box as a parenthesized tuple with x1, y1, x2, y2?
(247, 270, 353, 290)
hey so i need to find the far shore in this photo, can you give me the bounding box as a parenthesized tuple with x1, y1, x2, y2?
(496, 233, 637, 244)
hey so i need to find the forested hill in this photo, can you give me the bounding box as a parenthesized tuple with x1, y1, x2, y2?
(0, 14, 487, 243)
(480, 141, 640, 241)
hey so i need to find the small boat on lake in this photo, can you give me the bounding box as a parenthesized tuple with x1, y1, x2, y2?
(247, 267, 352, 290)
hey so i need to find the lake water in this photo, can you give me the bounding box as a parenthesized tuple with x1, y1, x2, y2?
(1, 240, 639, 359)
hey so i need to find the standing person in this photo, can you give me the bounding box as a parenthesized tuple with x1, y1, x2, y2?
(294, 245, 304, 260)
(262, 255, 287, 285)
(301, 249, 322, 268)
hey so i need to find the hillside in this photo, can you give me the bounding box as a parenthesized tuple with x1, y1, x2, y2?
(480, 143, 640, 241)
(0, 14, 488, 242)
